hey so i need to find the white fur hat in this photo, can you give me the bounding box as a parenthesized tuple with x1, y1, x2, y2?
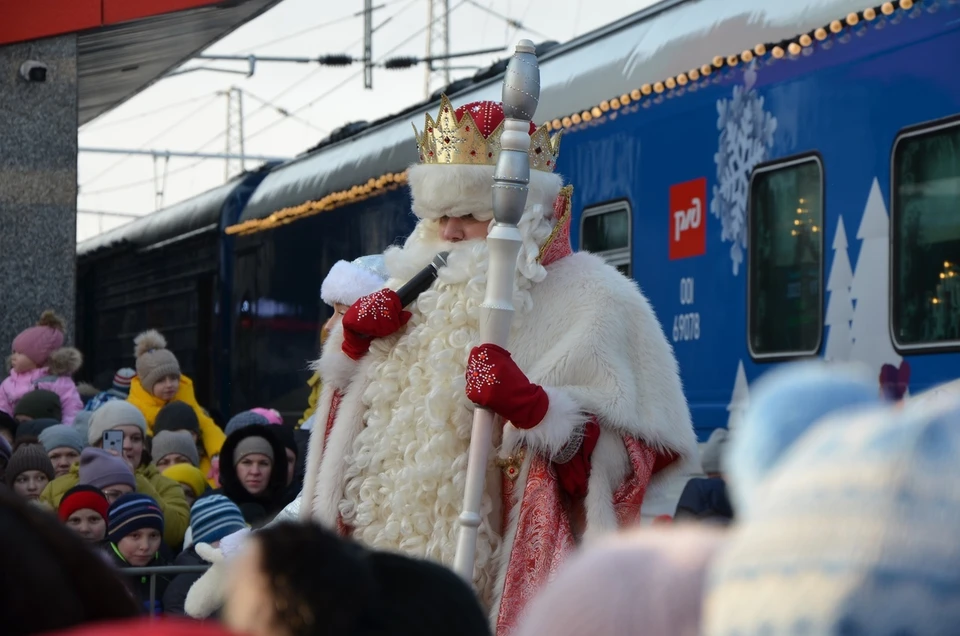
(320, 254, 388, 307)
(407, 98, 564, 222)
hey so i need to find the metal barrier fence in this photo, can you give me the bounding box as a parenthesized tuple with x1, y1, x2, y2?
(122, 565, 212, 617)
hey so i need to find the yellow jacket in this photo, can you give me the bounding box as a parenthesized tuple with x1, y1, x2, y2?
(299, 371, 323, 426)
(40, 462, 189, 548)
(127, 374, 225, 487)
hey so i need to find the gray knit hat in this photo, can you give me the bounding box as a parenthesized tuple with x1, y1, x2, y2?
(233, 436, 274, 466)
(133, 330, 181, 393)
(151, 430, 200, 467)
(87, 400, 148, 446)
(38, 424, 85, 454)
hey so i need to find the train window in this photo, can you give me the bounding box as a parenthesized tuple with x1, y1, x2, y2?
(892, 118, 960, 350)
(748, 154, 824, 359)
(581, 201, 631, 277)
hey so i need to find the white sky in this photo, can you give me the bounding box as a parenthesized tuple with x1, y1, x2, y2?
(75, 0, 655, 243)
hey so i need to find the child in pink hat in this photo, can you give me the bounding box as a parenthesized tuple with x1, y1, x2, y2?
(0, 311, 83, 426)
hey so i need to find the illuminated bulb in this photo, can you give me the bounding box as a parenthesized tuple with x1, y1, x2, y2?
(794, 219, 801, 226)
(610, 98, 621, 109)
(812, 226, 819, 232)
(864, 7, 877, 19)
(582, 111, 592, 122)
(571, 113, 582, 125)
(677, 73, 688, 86)
(713, 55, 724, 68)
(700, 64, 712, 76)
(620, 94, 631, 105)
(589, 106, 601, 118)
(791, 230, 799, 236)
(882, 2, 895, 15)
(630, 88, 642, 100)
(830, 20, 843, 33)
(847, 12, 859, 25)
(561, 116, 572, 128)
(665, 77, 676, 89)
(727, 54, 739, 66)
(900, 0, 913, 8)
(599, 100, 610, 112)
(689, 69, 700, 81)
(754, 43, 767, 56)
(799, 34, 812, 47)
(654, 81, 665, 93)
(945, 261, 952, 267)
(641, 84, 652, 95)
(789, 42, 802, 55)
(742, 50, 754, 63)
(933, 298, 940, 304)
(815, 27, 828, 40)
(941, 272, 947, 279)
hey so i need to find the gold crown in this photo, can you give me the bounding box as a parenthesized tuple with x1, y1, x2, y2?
(413, 95, 561, 172)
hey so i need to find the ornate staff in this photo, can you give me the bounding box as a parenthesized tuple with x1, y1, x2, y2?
(453, 39, 541, 581)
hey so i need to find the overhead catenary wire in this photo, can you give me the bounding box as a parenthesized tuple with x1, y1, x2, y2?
(79, 93, 223, 188)
(463, 0, 550, 40)
(242, 0, 469, 144)
(79, 92, 221, 132)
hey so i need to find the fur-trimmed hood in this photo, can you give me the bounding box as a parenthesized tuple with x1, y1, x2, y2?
(45, 347, 82, 377)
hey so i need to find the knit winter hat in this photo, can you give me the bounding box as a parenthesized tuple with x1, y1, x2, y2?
(702, 395, 960, 636)
(134, 330, 181, 393)
(515, 526, 727, 636)
(87, 400, 148, 446)
(190, 494, 247, 545)
(233, 436, 274, 466)
(111, 368, 136, 396)
(107, 493, 164, 543)
(12, 310, 66, 367)
(151, 430, 200, 467)
(14, 389, 62, 421)
(38, 424, 85, 454)
(700, 428, 728, 475)
(154, 400, 200, 434)
(162, 463, 207, 498)
(15, 418, 60, 440)
(5, 443, 55, 484)
(726, 360, 881, 521)
(78, 447, 136, 490)
(58, 484, 109, 523)
(320, 253, 389, 308)
(225, 410, 265, 436)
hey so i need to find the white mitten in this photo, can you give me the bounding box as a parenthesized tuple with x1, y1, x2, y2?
(184, 543, 225, 619)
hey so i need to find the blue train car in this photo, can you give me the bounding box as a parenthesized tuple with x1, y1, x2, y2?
(226, 0, 959, 434)
(75, 163, 277, 416)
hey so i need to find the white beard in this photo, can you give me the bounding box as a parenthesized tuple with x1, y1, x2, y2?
(338, 209, 555, 604)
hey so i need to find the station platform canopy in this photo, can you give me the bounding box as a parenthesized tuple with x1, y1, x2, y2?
(1, 0, 283, 125)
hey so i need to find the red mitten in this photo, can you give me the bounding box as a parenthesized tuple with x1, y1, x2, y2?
(341, 290, 412, 360)
(465, 344, 549, 429)
(555, 421, 600, 499)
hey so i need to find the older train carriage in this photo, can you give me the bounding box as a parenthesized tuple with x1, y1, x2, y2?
(75, 164, 276, 415)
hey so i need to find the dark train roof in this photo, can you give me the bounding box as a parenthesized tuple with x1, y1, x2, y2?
(77, 164, 273, 258)
(238, 0, 870, 224)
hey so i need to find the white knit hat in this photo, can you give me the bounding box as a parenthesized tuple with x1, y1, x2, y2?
(320, 254, 388, 307)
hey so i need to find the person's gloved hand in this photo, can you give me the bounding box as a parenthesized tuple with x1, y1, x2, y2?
(465, 344, 549, 430)
(341, 290, 412, 360)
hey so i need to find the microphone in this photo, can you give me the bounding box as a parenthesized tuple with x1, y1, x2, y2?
(396, 251, 449, 307)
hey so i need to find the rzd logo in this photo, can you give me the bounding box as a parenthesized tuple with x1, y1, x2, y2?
(669, 177, 707, 260)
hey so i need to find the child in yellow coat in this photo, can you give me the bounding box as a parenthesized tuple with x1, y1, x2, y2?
(126, 330, 225, 487)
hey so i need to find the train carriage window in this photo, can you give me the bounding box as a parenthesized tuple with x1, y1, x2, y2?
(748, 155, 824, 359)
(892, 119, 960, 349)
(581, 201, 632, 277)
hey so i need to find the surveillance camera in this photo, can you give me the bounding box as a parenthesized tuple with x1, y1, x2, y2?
(19, 61, 48, 83)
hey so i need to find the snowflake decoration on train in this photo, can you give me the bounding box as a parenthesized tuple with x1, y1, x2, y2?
(711, 66, 778, 275)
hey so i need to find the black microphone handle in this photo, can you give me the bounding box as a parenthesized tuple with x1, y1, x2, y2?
(396, 265, 440, 308)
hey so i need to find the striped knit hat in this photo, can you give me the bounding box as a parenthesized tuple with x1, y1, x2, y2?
(190, 494, 247, 545)
(703, 394, 960, 635)
(111, 368, 135, 396)
(107, 493, 164, 543)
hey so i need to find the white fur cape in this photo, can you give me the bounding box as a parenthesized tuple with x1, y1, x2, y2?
(299, 248, 700, 616)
